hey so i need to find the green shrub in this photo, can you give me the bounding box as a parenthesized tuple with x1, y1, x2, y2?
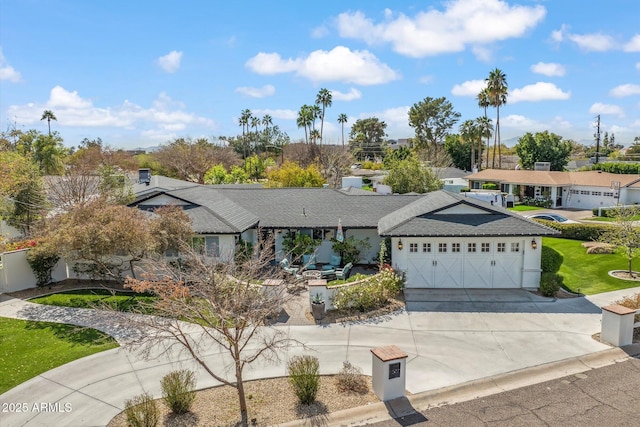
(482, 182, 498, 190)
(161, 369, 197, 414)
(540, 273, 563, 297)
(26, 246, 60, 287)
(124, 392, 160, 427)
(535, 220, 613, 241)
(335, 361, 368, 394)
(288, 355, 320, 405)
(332, 268, 404, 312)
(540, 246, 562, 273)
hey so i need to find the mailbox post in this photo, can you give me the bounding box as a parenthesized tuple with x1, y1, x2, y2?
(370, 345, 408, 401)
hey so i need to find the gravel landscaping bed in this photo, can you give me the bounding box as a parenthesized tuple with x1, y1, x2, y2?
(108, 375, 378, 427)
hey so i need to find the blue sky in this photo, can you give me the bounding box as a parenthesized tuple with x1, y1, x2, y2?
(1, 0, 639, 150)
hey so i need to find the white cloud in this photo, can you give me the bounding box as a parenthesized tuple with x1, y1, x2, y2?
(7, 86, 214, 132)
(636, 62, 640, 71)
(471, 46, 493, 62)
(609, 84, 640, 98)
(530, 62, 566, 77)
(552, 26, 616, 51)
(0, 47, 22, 82)
(624, 34, 640, 52)
(510, 82, 570, 103)
(589, 102, 624, 116)
(569, 33, 615, 51)
(245, 46, 400, 85)
(451, 79, 486, 97)
(331, 88, 362, 101)
(418, 75, 433, 84)
(311, 25, 329, 38)
(235, 84, 276, 98)
(334, 0, 546, 58)
(500, 114, 572, 134)
(251, 109, 298, 120)
(156, 50, 183, 73)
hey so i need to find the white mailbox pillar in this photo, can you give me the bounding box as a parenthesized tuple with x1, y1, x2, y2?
(601, 304, 636, 346)
(371, 345, 408, 401)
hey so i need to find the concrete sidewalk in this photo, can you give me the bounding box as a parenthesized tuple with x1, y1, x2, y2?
(1, 286, 639, 427)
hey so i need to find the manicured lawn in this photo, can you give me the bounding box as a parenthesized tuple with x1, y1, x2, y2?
(30, 289, 156, 313)
(0, 318, 118, 394)
(543, 237, 640, 295)
(508, 205, 544, 212)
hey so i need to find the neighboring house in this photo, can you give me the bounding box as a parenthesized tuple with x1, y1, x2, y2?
(129, 181, 557, 289)
(465, 169, 640, 209)
(379, 191, 558, 289)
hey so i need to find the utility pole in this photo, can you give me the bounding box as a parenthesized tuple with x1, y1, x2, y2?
(594, 115, 601, 164)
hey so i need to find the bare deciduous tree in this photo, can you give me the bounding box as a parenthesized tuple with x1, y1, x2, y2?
(124, 235, 295, 426)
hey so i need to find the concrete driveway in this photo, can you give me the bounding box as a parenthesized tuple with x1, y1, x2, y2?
(1, 287, 638, 427)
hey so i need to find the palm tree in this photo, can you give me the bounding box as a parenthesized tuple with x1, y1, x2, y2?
(297, 105, 314, 144)
(309, 129, 321, 145)
(337, 113, 348, 147)
(41, 110, 57, 136)
(485, 69, 508, 169)
(310, 104, 322, 141)
(250, 116, 260, 152)
(459, 119, 478, 171)
(315, 88, 332, 148)
(476, 88, 491, 169)
(239, 109, 252, 159)
(475, 116, 493, 171)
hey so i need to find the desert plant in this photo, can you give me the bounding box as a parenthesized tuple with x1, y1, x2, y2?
(124, 392, 160, 427)
(540, 272, 563, 297)
(161, 369, 197, 414)
(287, 355, 320, 405)
(615, 293, 640, 323)
(335, 361, 368, 394)
(331, 236, 371, 265)
(332, 267, 404, 312)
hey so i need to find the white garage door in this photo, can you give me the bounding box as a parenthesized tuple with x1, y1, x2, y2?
(405, 239, 523, 288)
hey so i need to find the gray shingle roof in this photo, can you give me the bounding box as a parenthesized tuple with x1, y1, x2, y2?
(378, 190, 559, 237)
(212, 188, 421, 229)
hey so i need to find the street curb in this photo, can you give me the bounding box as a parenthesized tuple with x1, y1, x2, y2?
(276, 346, 636, 427)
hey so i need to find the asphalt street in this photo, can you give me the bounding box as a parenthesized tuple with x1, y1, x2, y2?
(368, 356, 640, 427)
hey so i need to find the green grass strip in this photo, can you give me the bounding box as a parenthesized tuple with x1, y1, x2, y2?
(543, 237, 640, 295)
(0, 317, 118, 394)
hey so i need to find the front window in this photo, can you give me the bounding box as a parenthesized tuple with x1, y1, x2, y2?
(451, 243, 460, 253)
(439, 243, 447, 253)
(481, 243, 490, 253)
(468, 243, 477, 253)
(409, 243, 418, 253)
(511, 242, 520, 253)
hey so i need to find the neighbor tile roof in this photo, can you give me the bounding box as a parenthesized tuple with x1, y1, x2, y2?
(465, 169, 640, 188)
(378, 190, 559, 237)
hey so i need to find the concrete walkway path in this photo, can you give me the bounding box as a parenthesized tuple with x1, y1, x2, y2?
(1, 286, 639, 427)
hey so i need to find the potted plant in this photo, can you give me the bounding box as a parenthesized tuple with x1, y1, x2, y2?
(311, 293, 325, 321)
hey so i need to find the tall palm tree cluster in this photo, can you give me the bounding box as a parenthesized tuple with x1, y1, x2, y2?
(237, 109, 275, 158)
(295, 88, 348, 149)
(478, 68, 508, 169)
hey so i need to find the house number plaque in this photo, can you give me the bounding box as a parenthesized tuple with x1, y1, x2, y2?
(389, 362, 401, 379)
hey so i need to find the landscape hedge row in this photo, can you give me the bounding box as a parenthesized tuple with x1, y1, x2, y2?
(533, 219, 614, 241)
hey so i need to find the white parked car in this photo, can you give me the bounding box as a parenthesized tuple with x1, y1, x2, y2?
(524, 213, 578, 224)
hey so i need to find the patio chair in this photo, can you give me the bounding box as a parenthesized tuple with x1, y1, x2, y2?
(328, 254, 341, 268)
(335, 262, 352, 280)
(320, 268, 336, 280)
(302, 254, 317, 270)
(279, 258, 299, 276)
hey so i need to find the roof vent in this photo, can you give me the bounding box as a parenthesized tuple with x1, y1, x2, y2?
(138, 168, 151, 186)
